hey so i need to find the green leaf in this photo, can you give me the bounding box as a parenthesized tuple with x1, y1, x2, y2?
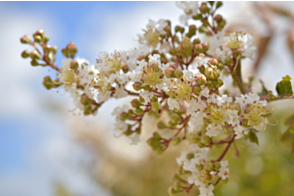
(259, 79, 268, 96)
(276, 75, 293, 96)
(248, 129, 259, 145)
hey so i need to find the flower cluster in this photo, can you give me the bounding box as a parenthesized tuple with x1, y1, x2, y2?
(20, 1, 273, 196)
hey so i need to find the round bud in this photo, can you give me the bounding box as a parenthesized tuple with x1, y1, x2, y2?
(225, 56, 233, 65)
(80, 94, 90, 105)
(195, 75, 207, 86)
(70, 60, 79, 71)
(196, 164, 204, 171)
(194, 44, 203, 54)
(204, 162, 214, 172)
(193, 86, 202, 94)
(217, 63, 224, 70)
(208, 58, 218, 66)
(61, 48, 69, 57)
(192, 14, 202, 20)
(201, 42, 209, 52)
(30, 50, 41, 60)
(164, 25, 171, 33)
(20, 35, 31, 44)
(216, 1, 223, 9)
(201, 134, 210, 145)
(193, 38, 201, 45)
(132, 81, 142, 91)
(214, 162, 221, 170)
(51, 46, 58, 54)
(34, 29, 44, 37)
(169, 48, 177, 56)
(34, 35, 42, 43)
(199, 65, 205, 74)
(198, 25, 207, 33)
(43, 76, 53, 90)
(214, 14, 223, 23)
(66, 42, 78, 56)
(131, 99, 142, 108)
(84, 105, 93, 115)
(21, 50, 30, 58)
(43, 35, 50, 43)
(31, 60, 39, 66)
(174, 69, 183, 79)
(216, 79, 224, 88)
(165, 67, 175, 78)
(122, 65, 129, 73)
(44, 45, 51, 54)
(157, 121, 166, 129)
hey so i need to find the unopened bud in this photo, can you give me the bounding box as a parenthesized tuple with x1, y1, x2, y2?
(152, 102, 161, 112)
(31, 60, 39, 66)
(120, 112, 129, 120)
(62, 48, 69, 57)
(84, 105, 93, 115)
(43, 76, 53, 90)
(164, 25, 171, 33)
(199, 25, 207, 33)
(208, 58, 218, 66)
(70, 60, 79, 71)
(199, 65, 205, 74)
(131, 99, 142, 108)
(196, 75, 207, 86)
(34, 29, 44, 37)
(204, 162, 214, 172)
(174, 69, 183, 78)
(135, 108, 144, 115)
(216, 79, 224, 88)
(194, 44, 203, 54)
(217, 63, 224, 70)
(30, 50, 41, 60)
(51, 46, 58, 54)
(201, 42, 209, 52)
(197, 164, 204, 171)
(216, 1, 223, 9)
(188, 25, 197, 35)
(43, 35, 49, 43)
(193, 38, 201, 45)
(201, 134, 210, 145)
(67, 42, 78, 57)
(169, 48, 177, 56)
(214, 14, 223, 23)
(80, 94, 90, 105)
(165, 67, 175, 78)
(133, 81, 142, 91)
(172, 137, 182, 145)
(214, 162, 221, 170)
(122, 65, 129, 73)
(20, 35, 31, 44)
(34, 35, 42, 43)
(225, 56, 232, 65)
(157, 121, 167, 129)
(192, 14, 202, 20)
(21, 50, 30, 58)
(44, 45, 51, 54)
(193, 86, 202, 94)
(169, 113, 181, 125)
(180, 36, 192, 51)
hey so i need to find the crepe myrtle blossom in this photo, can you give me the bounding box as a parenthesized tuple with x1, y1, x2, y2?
(21, 1, 285, 196)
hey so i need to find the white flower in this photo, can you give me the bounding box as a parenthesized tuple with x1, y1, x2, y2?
(206, 124, 222, 137)
(234, 124, 248, 139)
(140, 90, 154, 104)
(199, 184, 214, 196)
(128, 133, 140, 145)
(167, 97, 180, 110)
(218, 160, 229, 180)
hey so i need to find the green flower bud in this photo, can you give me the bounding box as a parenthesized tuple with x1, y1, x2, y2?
(214, 162, 221, 170)
(30, 50, 41, 60)
(174, 25, 182, 33)
(192, 14, 203, 20)
(199, 65, 205, 74)
(135, 108, 144, 115)
(43, 76, 53, 90)
(80, 94, 90, 105)
(84, 105, 93, 115)
(165, 67, 175, 78)
(174, 69, 183, 79)
(180, 36, 192, 51)
(157, 121, 167, 129)
(195, 75, 207, 86)
(216, 1, 223, 9)
(172, 137, 182, 146)
(144, 84, 150, 91)
(120, 112, 129, 120)
(51, 46, 58, 54)
(194, 44, 203, 54)
(43, 35, 49, 43)
(218, 20, 226, 30)
(21, 50, 30, 58)
(187, 152, 195, 160)
(34, 35, 42, 43)
(132, 81, 142, 91)
(200, 170, 211, 182)
(214, 14, 223, 23)
(20, 35, 31, 44)
(196, 164, 204, 171)
(169, 113, 181, 125)
(70, 60, 79, 72)
(199, 25, 207, 33)
(193, 38, 201, 45)
(34, 29, 44, 38)
(44, 45, 51, 54)
(204, 162, 214, 172)
(201, 134, 210, 145)
(217, 63, 224, 70)
(169, 48, 177, 56)
(197, 140, 206, 148)
(187, 132, 200, 143)
(164, 25, 171, 34)
(208, 58, 218, 66)
(67, 42, 78, 57)
(216, 79, 224, 88)
(200, 3, 209, 14)
(62, 48, 69, 57)
(131, 99, 143, 108)
(201, 42, 209, 52)
(193, 86, 202, 94)
(225, 56, 232, 65)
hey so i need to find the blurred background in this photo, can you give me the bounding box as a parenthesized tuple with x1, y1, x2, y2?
(1, 1, 294, 196)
